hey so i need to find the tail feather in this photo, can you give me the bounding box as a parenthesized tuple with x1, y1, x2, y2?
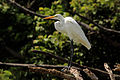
(74, 37, 91, 50)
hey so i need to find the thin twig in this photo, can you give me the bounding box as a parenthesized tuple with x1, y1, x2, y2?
(29, 66, 75, 80)
(104, 63, 115, 80)
(83, 68, 98, 80)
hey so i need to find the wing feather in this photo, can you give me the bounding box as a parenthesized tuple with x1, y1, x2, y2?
(65, 17, 91, 50)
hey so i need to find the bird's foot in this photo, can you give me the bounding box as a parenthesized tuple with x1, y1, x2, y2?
(61, 66, 71, 72)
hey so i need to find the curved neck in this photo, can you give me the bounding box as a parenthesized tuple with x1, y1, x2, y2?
(58, 15, 64, 22)
(60, 19, 64, 24)
(59, 17, 65, 24)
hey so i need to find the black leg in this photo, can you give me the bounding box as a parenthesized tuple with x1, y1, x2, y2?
(68, 39, 74, 68)
(61, 40, 74, 71)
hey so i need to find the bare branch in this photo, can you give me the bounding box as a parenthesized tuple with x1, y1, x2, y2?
(77, 21, 94, 31)
(0, 62, 66, 69)
(83, 68, 98, 80)
(7, 0, 48, 18)
(104, 63, 115, 80)
(1, 62, 120, 79)
(70, 67, 84, 80)
(29, 66, 75, 80)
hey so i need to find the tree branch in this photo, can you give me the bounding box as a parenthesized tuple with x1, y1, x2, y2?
(7, 0, 48, 18)
(104, 63, 115, 80)
(0, 62, 66, 69)
(77, 21, 94, 31)
(68, 11, 120, 34)
(70, 67, 83, 80)
(83, 68, 98, 80)
(1, 62, 120, 79)
(77, 22, 120, 48)
(29, 66, 76, 80)
(0, 62, 82, 80)
(32, 50, 120, 79)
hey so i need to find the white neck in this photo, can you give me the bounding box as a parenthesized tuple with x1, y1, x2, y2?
(59, 16, 64, 21)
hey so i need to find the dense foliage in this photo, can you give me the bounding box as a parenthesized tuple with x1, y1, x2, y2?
(0, 0, 120, 79)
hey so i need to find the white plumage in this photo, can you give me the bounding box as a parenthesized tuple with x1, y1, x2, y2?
(44, 14, 91, 50)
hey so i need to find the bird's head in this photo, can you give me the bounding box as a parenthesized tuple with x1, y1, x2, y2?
(43, 14, 64, 21)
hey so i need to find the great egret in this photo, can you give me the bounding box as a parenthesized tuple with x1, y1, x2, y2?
(44, 14, 91, 68)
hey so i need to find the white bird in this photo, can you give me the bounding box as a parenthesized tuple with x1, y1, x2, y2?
(44, 14, 91, 68)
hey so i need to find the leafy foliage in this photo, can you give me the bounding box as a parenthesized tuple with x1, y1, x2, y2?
(0, 69, 15, 80)
(0, 0, 120, 79)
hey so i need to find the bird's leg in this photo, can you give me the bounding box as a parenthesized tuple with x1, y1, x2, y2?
(68, 39, 74, 69)
(61, 40, 74, 71)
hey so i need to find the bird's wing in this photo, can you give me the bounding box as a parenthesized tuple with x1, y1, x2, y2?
(65, 17, 91, 50)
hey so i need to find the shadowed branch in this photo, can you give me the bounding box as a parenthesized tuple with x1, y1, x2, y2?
(83, 68, 98, 80)
(0, 62, 120, 80)
(29, 66, 76, 80)
(7, 0, 48, 18)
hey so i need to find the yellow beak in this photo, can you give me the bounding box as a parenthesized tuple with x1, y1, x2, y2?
(43, 16, 55, 19)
